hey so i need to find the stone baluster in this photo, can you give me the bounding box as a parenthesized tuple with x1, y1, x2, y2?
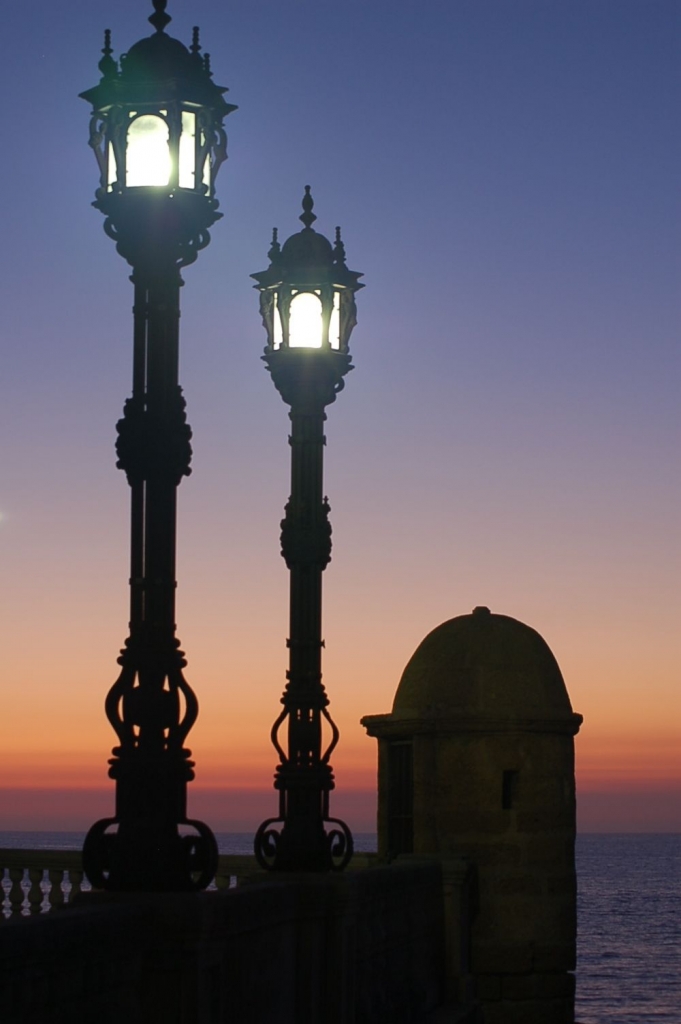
(214, 870, 232, 892)
(8, 868, 25, 917)
(27, 867, 44, 914)
(48, 869, 66, 910)
(69, 869, 84, 902)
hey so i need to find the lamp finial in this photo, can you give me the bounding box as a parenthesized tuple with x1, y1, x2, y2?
(299, 185, 317, 230)
(98, 29, 118, 79)
(268, 227, 281, 263)
(149, 0, 171, 33)
(333, 227, 347, 266)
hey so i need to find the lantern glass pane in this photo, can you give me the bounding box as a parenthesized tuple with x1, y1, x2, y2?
(200, 130, 211, 189)
(179, 111, 196, 189)
(289, 292, 323, 348)
(273, 292, 283, 350)
(126, 115, 170, 187)
(330, 290, 341, 350)
(107, 142, 117, 191)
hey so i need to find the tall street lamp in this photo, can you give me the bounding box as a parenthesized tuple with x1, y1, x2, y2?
(252, 188, 363, 871)
(79, 0, 236, 891)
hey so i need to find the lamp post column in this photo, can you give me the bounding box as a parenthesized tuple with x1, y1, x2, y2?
(279, 379, 336, 868)
(126, 266, 184, 642)
(84, 255, 215, 893)
(256, 353, 353, 872)
(80, 0, 235, 892)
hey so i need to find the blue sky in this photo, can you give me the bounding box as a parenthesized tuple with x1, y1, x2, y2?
(0, 1, 679, 831)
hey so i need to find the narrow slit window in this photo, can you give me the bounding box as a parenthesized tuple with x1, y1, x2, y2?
(388, 742, 413, 856)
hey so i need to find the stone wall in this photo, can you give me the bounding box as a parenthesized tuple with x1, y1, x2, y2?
(0, 860, 452, 1024)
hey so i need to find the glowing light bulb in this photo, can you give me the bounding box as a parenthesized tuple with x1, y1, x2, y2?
(288, 292, 323, 348)
(126, 115, 170, 187)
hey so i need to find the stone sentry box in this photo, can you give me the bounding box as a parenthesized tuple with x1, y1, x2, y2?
(362, 606, 583, 1024)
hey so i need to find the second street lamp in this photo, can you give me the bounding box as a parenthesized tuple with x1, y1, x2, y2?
(252, 187, 364, 871)
(79, 0, 235, 892)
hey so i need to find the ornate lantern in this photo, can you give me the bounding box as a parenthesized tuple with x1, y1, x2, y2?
(80, 0, 236, 269)
(254, 185, 361, 354)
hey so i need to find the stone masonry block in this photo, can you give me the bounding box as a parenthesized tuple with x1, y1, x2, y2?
(471, 943, 533, 975)
(481, 995, 574, 1024)
(533, 942, 576, 972)
(474, 974, 502, 1001)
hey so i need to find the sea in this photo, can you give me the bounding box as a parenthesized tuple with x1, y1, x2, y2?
(1, 831, 678, 1023)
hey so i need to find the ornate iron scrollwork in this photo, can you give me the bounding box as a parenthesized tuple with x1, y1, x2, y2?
(115, 388, 193, 485)
(254, 817, 353, 873)
(279, 496, 332, 568)
(83, 816, 218, 892)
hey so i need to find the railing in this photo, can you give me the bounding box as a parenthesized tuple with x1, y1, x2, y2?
(0, 856, 441, 1024)
(0, 849, 261, 920)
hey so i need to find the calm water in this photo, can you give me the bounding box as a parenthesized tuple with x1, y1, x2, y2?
(0, 830, 378, 855)
(575, 834, 680, 1024)
(1, 832, 678, 1022)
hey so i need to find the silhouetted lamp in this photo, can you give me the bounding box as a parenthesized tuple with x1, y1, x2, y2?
(254, 186, 360, 353)
(79, 0, 235, 892)
(81, 0, 235, 268)
(252, 188, 363, 871)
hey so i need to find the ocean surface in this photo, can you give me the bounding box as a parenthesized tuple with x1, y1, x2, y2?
(575, 834, 679, 1024)
(1, 832, 678, 1022)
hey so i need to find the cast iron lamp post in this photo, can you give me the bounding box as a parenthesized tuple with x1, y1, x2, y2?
(252, 187, 363, 871)
(79, 0, 236, 891)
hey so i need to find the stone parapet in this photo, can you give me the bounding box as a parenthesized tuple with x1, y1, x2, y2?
(0, 859, 456, 1024)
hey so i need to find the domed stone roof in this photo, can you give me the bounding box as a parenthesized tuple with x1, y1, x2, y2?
(392, 606, 575, 722)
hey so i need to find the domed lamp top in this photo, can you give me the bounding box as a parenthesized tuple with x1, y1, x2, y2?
(81, 0, 235, 112)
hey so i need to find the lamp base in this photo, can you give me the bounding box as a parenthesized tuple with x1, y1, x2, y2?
(254, 815, 353, 873)
(83, 816, 218, 892)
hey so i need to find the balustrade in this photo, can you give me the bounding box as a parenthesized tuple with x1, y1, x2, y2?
(0, 850, 261, 920)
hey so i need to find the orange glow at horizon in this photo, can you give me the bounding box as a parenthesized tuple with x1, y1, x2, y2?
(1, 613, 678, 823)
(3, 734, 678, 790)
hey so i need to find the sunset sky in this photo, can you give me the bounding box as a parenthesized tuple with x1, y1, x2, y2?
(0, 0, 678, 834)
